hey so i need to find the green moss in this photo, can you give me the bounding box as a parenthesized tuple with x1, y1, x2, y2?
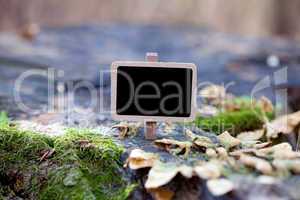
(0, 112, 9, 128)
(0, 123, 134, 200)
(194, 109, 274, 136)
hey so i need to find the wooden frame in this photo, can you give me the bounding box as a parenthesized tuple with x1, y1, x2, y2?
(111, 61, 197, 122)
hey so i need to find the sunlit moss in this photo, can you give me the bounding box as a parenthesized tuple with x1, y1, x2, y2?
(0, 116, 135, 200)
(0, 112, 9, 128)
(194, 108, 274, 136)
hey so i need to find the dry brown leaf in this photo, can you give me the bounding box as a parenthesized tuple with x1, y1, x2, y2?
(154, 138, 192, 156)
(177, 165, 194, 178)
(273, 151, 300, 159)
(255, 142, 300, 159)
(253, 142, 271, 149)
(125, 149, 158, 169)
(194, 160, 222, 179)
(229, 149, 256, 157)
(273, 159, 300, 174)
(185, 129, 215, 149)
(145, 162, 178, 189)
(240, 140, 261, 149)
(257, 96, 274, 113)
(230, 142, 296, 160)
(148, 188, 174, 200)
(39, 148, 55, 162)
(258, 143, 290, 155)
(239, 154, 273, 175)
(225, 156, 239, 169)
(237, 129, 265, 141)
(112, 122, 141, 139)
(207, 178, 234, 196)
(218, 131, 241, 149)
(266, 111, 300, 139)
(216, 147, 228, 159)
(240, 140, 271, 149)
(224, 101, 243, 112)
(199, 85, 226, 105)
(206, 148, 217, 158)
(145, 162, 193, 189)
(260, 142, 289, 153)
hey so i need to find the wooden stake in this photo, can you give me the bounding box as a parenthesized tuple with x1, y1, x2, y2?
(144, 52, 158, 140)
(145, 121, 157, 140)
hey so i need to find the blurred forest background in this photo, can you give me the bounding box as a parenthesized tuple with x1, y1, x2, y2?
(1, 0, 300, 39)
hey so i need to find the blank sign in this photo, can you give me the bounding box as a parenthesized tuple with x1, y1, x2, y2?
(111, 61, 197, 121)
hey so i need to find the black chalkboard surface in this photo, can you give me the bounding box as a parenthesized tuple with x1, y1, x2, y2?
(111, 61, 197, 122)
(117, 66, 192, 117)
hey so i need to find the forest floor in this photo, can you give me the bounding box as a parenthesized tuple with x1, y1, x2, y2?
(1, 86, 300, 200)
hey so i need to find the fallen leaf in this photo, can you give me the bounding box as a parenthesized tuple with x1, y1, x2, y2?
(112, 122, 141, 139)
(272, 159, 300, 174)
(240, 140, 261, 149)
(145, 163, 177, 189)
(230, 149, 256, 157)
(216, 147, 228, 159)
(224, 100, 244, 112)
(266, 111, 300, 139)
(237, 129, 265, 141)
(39, 148, 55, 162)
(185, 129, 215, 149)
(239, 154, 273, 175)
(240, 141, 270, 149)
(207, 178, 234, 196)
(230, 142, 295, 159)
(257, 96, 274, 113)
(178, 165, 194, 178)
(256, 142, 300, 159)
(194, 160, 222, 179)
(125, 149, 158, 169)
(148, 188, 174, 200)
(145, 162, 193, 189)
(253, 142, 271, 149)
(154, 138, 192, 157)
(206, 148, 217, 158)
(218, 131, 241, 149)
(256, 142, 290, 155)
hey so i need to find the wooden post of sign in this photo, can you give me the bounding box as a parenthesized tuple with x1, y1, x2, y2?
(145, 52, 158, 140)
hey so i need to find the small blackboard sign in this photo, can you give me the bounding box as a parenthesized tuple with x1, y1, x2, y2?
(111, 61, 197, 122)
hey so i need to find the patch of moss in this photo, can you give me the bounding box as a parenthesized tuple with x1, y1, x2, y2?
(0, 112, 9, 128)
(194, 109, 274, 136)
(0, 118, 135, 200)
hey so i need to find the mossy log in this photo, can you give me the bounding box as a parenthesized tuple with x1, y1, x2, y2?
(194, 109, 274, 136)
(0, 117, 134, 200)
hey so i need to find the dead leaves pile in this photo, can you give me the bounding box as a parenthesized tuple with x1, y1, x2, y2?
(154, 139, 192, 157)
(185, 129, 216, 149)
(112, 122, 141, 139)
(198, 84, 273, 114)
(124, 149, 158, 169)
(265, 110, 300, 139)
(120, 91, 300, 199)
(125, 111, 300, 199)
(218, 131, 241, 149)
